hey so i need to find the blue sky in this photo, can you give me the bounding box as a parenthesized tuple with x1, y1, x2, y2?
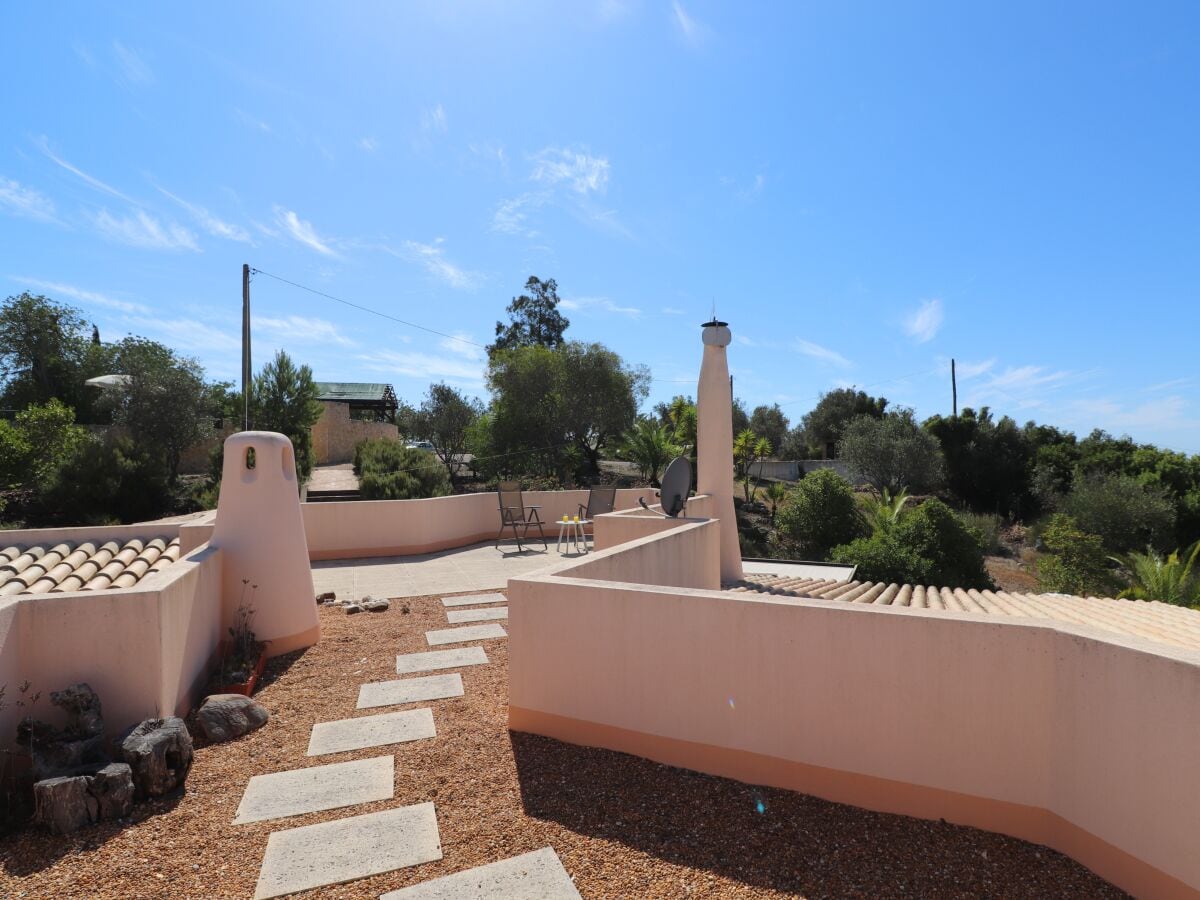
(3, 2, 1198, 451)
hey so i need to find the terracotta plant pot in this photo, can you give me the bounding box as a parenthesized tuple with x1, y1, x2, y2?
(217, 651, 267, 697)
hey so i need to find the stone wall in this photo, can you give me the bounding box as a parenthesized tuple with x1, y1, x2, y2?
(311, 401, 399, 466)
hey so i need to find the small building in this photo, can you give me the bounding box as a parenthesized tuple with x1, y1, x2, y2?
(312, 382, 400, 465)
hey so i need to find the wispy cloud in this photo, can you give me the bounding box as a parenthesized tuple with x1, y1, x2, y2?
(130, 316, 240, 354)
(492, 193, 544, 237)
(672, 0, 708, 46)
(357, 348, 483, 386)
(421, 104, 448, 135)
(156, 186, 251, 243)
(7, 276, 149, 314)
(35, 136, 138, 204)
(794, 338, 852, 368)
(1144, 376, 1194, 393)
(722, 173, 765, 200)
(904, 298, 944, 343)
(359, 137, 379, 153)
(1069, 395, 1195, 434)
(0, 177, 57, 222)
(662, 306, 686, 316)
(235, 108, 272, 134)
(559, 296, 642, 319)
(274, 206, 338, 256)
(91, 209, 199, 251)
(531, 147, 610, 195)
(401, 239, 476, 289)
(256, 314, 354, 347)
(942, 357, 995, 379)
(438, 332, 485, 361)
(112, 41, 153, 86)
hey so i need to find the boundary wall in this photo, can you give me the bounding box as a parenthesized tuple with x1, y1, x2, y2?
(507, 522, 1200, 899)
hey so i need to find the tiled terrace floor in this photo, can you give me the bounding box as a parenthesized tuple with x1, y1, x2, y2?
(311, 540, 580, 600)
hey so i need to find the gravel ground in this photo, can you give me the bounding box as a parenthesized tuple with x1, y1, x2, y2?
(1, 595, 1127, 899)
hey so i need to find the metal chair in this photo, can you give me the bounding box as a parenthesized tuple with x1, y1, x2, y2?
(577, 485, 617, 550)
(496, 481, 547, 552)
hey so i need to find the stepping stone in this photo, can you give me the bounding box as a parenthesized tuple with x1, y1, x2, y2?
(442, 592, 507, 607)
(234, 756, 393, 825)
(396, 646, 489, 675)
(380, 847, 581, 899)
(446, 607, 508, 624)
(358, 673, 464, 709)
(254, 802, 442, 900)
(307, 708, 436, 756)
(426, 623, 507, 646)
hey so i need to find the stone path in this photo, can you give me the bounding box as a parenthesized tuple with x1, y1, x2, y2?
(442, 592, 507, 607)
(379, 847, 582, 899)
(426, 623, 507, 646)
(359, 673, 465, 709)
(397, 646, 489, 674)
(446, 606, 509, 624)
(234, 755, 394, 824)
(307, 708, 436, 756)
(244, 589, 575, 898)
(254, 803, 442, 900)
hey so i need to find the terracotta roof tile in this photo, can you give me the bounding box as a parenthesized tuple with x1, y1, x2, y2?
(0, 536, 181, 596)
(726, 573, 1200, 652)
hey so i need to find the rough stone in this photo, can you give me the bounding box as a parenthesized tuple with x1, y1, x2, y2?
(380, 847, 582, 899)
(344, 603, 364, 615)
(89, 763, 135, 820)
(253, 803, 442, 900)
(33, 776, 97, 834)
(316, 591, 337, 604)
(119, 716, 194, 798)
(17, 682, 108, 780)
(361, 596, 390, 612)
(194, 694, 269, 743)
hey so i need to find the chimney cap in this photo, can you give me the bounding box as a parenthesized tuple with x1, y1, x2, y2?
(701, 319, 729, 328)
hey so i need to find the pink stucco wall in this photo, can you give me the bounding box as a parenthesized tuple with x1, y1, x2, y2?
(301, 487, 656, 560)
(0, 544, 223, 743)
(507, 524, 1200, 898)
(592, 494, 715, 552)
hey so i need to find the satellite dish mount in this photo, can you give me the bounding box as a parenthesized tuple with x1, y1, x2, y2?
(638, 456, 692, 518)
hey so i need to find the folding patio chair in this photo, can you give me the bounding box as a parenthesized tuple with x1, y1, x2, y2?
(495, 481, 548, 552)
(577, 485, 617, 549)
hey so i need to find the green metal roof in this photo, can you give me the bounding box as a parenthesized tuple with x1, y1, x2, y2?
(314, 382, 397, 404)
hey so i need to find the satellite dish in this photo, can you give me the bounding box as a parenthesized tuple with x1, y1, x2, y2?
(659, 456, 692, 517)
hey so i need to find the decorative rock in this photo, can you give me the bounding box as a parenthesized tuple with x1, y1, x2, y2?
(361, 596, 390, 612)
(343, 603, 364, 615)
(89, 763, 135, 820)
(194, 694, 269, 743)
(33, 776, 96, 834)
(17, 682, 108, 780)
(120, 717, 194, 798)
(316, 591, 336, 604)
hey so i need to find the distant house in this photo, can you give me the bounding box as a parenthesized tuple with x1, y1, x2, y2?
(312, 382, 400, 464)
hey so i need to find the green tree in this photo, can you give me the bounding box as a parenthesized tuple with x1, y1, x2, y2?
(414, 383, 483, 481)
(733, 428, 771, 502)
(0, 292, 91, 410)
(489, 276, 570, 353)
(655, 396, 698, 456)
(1061, 473, 1176, 554)
(860, 487, 910, 534)
(105, 338, 213, 484)
(1036, 514, 1116, 596)
(749, 404, 789, 456)
(839, 409, 943, 493)
(775, 469, 864, 559)
(799, 388, 888, 458)
(621, 419, 681, 485)
(832, 498, 994, 589)
(0, 399, 88, 490)
(923, 407, 1032, 517)
(252, 350, 323, 482)
(731, 398, 750, 436)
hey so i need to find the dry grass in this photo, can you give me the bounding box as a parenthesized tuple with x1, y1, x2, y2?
(1, 596, 1126, 899)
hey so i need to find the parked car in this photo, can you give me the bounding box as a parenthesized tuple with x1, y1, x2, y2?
(406, 440, 435, 451)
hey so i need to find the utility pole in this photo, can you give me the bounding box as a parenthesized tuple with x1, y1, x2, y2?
(242, 264, 251, 431)
(951, 358, 958, 417)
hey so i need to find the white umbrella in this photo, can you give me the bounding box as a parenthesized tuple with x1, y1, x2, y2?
(84, 374, 133, 390)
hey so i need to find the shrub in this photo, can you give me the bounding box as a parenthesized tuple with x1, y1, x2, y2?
(1036, 514, 1116, 596)
(831, 498, 994, 589)
(1061, 474, 1176, 554)
(775, 469, 864, 559)
(355, 439, 451, 500)
(956, 510, 1003, 555)
(839, 410, 943, 493)
(1112, 541, 1200, 606)
(0, 399, 88, 490)
(40, 434, 171, 524)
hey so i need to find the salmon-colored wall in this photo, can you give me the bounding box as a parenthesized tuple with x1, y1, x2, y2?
(592, 494, 715, 551)
(0, 544, 223, 745)
(557, 519, 721, 591)
(507, 527, 1200, 898)
(301, 488, 655, 561)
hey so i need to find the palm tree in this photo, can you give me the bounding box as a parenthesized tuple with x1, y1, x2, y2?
(764, 481, 789, 523)
(1112, 541, 1200, 605)
(861, 487, 910, 534)
(733, 429, 772, 503)
(621, 419, 682, 486)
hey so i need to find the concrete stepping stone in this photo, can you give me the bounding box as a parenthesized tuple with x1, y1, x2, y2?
(253, 802, 442, 900)
(426, 623, 507, 646)
(396, 646, 489, 674)
(307, 708, 436, 756)
(234, 755, 393, 825)
(446, 606, 508, 624)
(380, 847, 581, 899)
(442, 592, 507, 607)
(358, 673, 464, 709)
